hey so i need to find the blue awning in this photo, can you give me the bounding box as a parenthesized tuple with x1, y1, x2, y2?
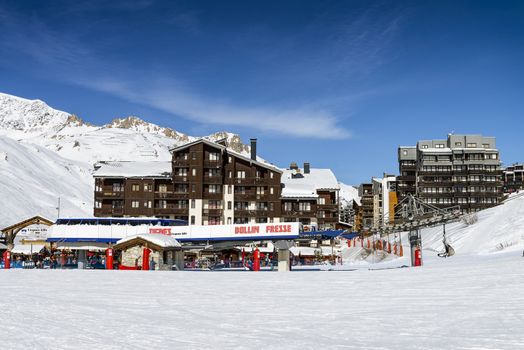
(298, 229, 346, 239)
(339, 232, 359, 240)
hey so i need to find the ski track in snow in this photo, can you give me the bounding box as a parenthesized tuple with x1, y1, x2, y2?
(1, 252, 523, 349)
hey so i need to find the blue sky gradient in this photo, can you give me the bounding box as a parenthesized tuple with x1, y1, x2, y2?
(1, 0, 523, 184)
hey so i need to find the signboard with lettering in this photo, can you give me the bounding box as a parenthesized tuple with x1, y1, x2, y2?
(14, 225, 49, 244)
(145, 222, 299, 242)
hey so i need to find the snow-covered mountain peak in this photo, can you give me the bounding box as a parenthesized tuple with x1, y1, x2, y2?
(0, 92, 71, 137)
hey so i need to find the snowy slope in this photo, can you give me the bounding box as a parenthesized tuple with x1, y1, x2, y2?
(0, 137, 93, 226)
(419, 193, 524, 255)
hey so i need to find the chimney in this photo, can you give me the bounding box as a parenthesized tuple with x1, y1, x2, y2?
(250, 138, 257, 161)
(290, 162, 298, 170)
(304, 162, 310, 174)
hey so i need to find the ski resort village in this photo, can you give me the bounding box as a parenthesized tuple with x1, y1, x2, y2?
(1, 1, 524, 348)
(1, 91, 524, 349)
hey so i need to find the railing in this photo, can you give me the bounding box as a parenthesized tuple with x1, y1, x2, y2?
(173, 176, 188, 182)
(203, 208, 223, 216)
(155, 191, 175, 199)
(203, 176, 223, 184)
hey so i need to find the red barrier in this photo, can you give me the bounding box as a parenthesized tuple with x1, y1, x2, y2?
(399, 245, 404, 257)
(105, 247, 114, 270)
(393, 244, 397, 255)
(253, 247, 260, 271)
(387, 242, 392, 254)
(3, 250, 10, 269)
(367, 240, 370, 249)
(142, 248, 151, 270)
(119, 265, 139, 270)
(60, 252, 66, 268)
(414, 248, 422, 267)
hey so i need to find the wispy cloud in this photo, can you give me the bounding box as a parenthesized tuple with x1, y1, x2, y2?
(0, 2, 407, 139)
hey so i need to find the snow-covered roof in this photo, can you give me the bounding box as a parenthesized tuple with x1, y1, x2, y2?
(116, 234, 181, 248)
(93, 161, 172, 178)
(170, 138, 282, 173)
(281, 168, 339, 199)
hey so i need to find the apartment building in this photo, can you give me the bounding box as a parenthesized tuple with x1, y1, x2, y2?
(398, 134, 503, 212)
(371, 175, 397, 228)
(503, 163, 524, 193)
(280, 162, 340, 230)
(93, 161, 173, 218)
(170, 138, 282, 225)
(355, 183, 373, 232)
(93, 139, 342, 228)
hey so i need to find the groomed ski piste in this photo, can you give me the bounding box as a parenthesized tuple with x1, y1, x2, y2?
(1, 194, 524, 349)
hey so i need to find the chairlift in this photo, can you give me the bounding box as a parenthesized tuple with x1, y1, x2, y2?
(437, 223, 455, 258)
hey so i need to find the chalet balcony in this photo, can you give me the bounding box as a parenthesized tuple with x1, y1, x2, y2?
(203, 192, 223, 200)
(173, 159, 190, 167)
(203, 160, 221, 168)
(96, 191, 124, 199)
(173, 192, 189, 199)
(234, 193, 256, 200)
(282, 210, 315, 217)
(203, 176, 223, 184)
(397, 175, 416, 182)
(203, 208, 223, 216)
(318, 204, 338, 212)
(154, 191, 176, 199)
(173, 176, 188, 182)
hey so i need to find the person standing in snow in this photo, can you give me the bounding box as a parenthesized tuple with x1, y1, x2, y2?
(150, 257, 156, 270)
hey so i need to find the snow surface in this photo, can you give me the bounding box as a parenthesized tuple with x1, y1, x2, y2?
(1, 251, 523, 349)
(339, 182, 360, 206)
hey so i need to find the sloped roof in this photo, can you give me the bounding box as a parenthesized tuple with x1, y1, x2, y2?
(93, 161, 172, 178)
(170, 138, 282, 172)
(281, 168, 340, 199)
(115, 234, 181, 250)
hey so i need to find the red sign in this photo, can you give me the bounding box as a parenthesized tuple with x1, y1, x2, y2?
(149, 228, 172, 235)
(234, 224, 293, 235)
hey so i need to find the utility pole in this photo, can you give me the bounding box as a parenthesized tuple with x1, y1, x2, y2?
(56, 197, 61, 219)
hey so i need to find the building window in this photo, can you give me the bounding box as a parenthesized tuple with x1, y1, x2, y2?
(435, 144, 444, 148)
(113, 183, 124, 192)
(176, 168, 188, 176)
(227, 185, 232, 194)
(157, 200, 167, 209)
(143, 184, 152, 192)
(191, 216, 195, 225)
(208, 216, 221, 225)
(467, 143, 477, 148)
(270, 187, 274, 195)
(228, 171, 233, 178)
(256, 187, 265, 195)
(209, 152, 219, 161)
(237, 171, 246, 179)
(228, 156, 232, 163)
(209, 185, 221, 193)
(158, 184, 167, 193)
(421, 145, 428, 149)
(145, 201, 152, 208)
(131, 201, 140, 208)
(318, 210, 326, 218)
(284, 202, 293, 211)
(191, 184, 196, 193)
(228, 201, 232, 210)
(132, 184, 140, 191)
(270, 172, 274, 179)
(482, 144, 490, 148)
(256, 217, 268, 223)
(299, 202, 311, 211)
(227, 217, 232, 225)
(192, 168, 196, 176)
(95, 201, 102, 209)
(403, 150, 408, 156)
(191, 199, 195, 209)
(318, 197, 325, 205)
(455, 142, 462, 146)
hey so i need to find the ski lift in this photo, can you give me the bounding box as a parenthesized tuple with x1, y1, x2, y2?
(437, 223, 455, 258)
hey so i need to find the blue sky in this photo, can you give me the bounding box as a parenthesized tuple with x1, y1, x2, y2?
(1, 0, 523, 185)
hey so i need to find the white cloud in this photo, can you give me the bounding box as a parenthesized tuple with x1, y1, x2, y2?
(0, 3, 360, 139)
